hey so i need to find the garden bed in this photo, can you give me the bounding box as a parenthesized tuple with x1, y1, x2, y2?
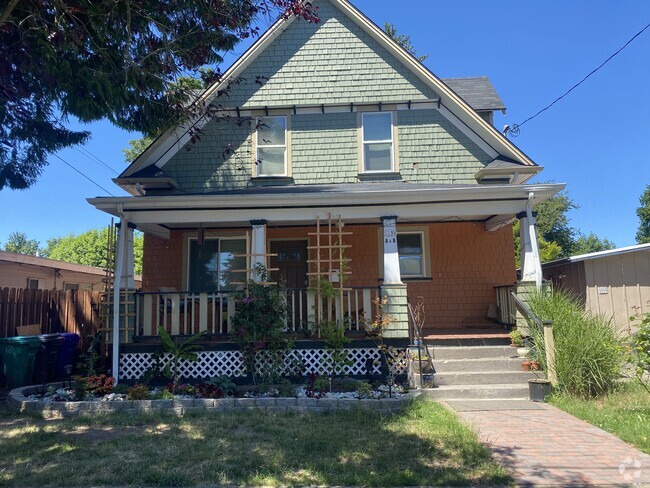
(8, 382, 418, 419)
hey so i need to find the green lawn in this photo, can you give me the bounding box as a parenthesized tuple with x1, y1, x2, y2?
(550, 383, 650, 454)
(0, 400, 511, 487)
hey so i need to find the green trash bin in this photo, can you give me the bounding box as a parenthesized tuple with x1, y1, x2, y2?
(0, 336, 42, 389)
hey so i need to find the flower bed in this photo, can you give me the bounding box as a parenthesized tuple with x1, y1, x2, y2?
(8, 382, 418, 419)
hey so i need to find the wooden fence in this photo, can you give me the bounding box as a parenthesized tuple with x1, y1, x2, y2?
(0, 287, 103, 349)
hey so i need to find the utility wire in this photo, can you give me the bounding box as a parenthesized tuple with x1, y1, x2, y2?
(52, 153, 115, 196)
(505, 21, 650, 137)
(74, 146, 119, 175)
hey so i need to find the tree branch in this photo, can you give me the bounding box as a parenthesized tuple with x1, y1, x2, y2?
(0, 0, 20, 26)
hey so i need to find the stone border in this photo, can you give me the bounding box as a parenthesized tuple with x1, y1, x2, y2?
(7, 383, 420, 419)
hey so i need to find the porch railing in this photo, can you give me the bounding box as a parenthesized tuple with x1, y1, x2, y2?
(134, 287, 382, 338)
(494, 285, 516, 325)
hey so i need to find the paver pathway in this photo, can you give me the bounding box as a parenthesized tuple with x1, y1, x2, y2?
(448, 400, 650, 486)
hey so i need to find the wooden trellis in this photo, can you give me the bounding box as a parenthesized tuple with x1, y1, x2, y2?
(230, 230, 279, 289)
(306, 213, 352, 329)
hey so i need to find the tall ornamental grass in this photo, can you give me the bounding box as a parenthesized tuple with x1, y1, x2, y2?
(527, 290, 621, 398)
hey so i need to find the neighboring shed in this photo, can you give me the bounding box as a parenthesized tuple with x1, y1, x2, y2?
(0, 251, 142, 291)
(542, 244, 650, 332)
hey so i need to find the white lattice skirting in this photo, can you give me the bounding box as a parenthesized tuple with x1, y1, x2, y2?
(120, 348, 408, 380)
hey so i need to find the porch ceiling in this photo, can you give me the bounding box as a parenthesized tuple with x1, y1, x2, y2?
(88, 182, 564, 237)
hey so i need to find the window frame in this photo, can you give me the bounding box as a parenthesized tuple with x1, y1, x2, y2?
(27, 278, 46, 290)
(377, 225, 430, 281)
(396, 231, 426, 278)
(185, 235, 249, 292)
(253, 114, 290, 178)
(361, 111, 396, 173)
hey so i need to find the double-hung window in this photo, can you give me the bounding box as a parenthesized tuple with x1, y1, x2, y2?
(188, 238, 247, 291)
(397, 233, 424, 277)
(362, 112, 394, 172)
(256, 116, 287, 176)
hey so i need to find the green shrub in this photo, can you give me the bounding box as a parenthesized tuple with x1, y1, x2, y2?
(527, 290, 621, 398)
(126, 383, 151, 400)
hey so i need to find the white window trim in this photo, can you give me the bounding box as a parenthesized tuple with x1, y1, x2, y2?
(253, 114, 291, 178)
(377, 225, 430, 280)
(27, 278, 46, 290)
(397, 231, 426, 278)
(185, 235, 249, 291)
(360, 111, 396, 174)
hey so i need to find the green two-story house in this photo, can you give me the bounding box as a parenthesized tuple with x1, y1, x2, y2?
(89, 0, 562, 381)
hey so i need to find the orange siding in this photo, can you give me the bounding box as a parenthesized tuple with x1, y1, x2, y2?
(142, 222, 516, 328)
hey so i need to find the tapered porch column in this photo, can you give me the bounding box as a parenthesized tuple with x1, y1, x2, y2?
(112, 221, 135, 384)
(516, 200, 543, 335)
(380, 216, 409, 339)
(250, 220, 267, 282)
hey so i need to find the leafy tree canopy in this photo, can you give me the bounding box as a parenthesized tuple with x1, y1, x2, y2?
(2, 232, 40, 255)
(123, 136, 155, 164)
(636, 185, 650, 244)
(1, 0, 318, 189)
(383, 22, 428, 62)
(47, 228, 144, 274)
(573, 233, 616, 255)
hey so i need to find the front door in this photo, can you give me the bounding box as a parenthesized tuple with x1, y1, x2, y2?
(270, 240, 309, 329)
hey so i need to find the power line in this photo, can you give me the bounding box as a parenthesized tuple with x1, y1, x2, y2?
(505, 21, 650, 137)
(74, 146, 119, 175)
(52, 153, 115, 196)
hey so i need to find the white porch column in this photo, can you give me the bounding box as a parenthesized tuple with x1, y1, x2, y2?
(381, 216, 402, 285)
(380, 216, 409, 338)
(116, 223, 135, 289)
(518, 210, 542, 290)
(250, 219, 267, 282)
(112, 220, 128, 384)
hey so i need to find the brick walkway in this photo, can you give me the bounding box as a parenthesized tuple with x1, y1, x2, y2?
(453, 402, 650, 486)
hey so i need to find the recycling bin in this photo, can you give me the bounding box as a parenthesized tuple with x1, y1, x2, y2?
(32, 334, 64, 384)
(0, 336, 41, 389)
(54, 333, 81, 379)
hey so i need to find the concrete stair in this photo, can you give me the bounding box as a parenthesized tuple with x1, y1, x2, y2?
(413, 338, 542, 401)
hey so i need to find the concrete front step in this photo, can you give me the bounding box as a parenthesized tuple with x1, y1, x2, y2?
(429, 345, 517, 360)
(434, 371, 540, 385)
(432, 357, 524, 373)
(419, 384, 529, 401)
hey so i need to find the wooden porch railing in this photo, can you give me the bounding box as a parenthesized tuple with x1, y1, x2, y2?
(494, 285, 516, 325)
(133, 287, 382, 338)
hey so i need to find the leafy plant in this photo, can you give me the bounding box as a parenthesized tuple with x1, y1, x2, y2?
(527, 290, 621, 398)
(321, 321, 352, 378)
(152, 389, 175, 400)
(196, 383, 224, 399)
(231, 265, 292, 385)
(624, 311, 650, 393)
(509, 329, 525, 347)
(158, 325, 205, 393)
(365, 296, 400, 376)
(277, 378, 297, 398)
(305, 373, 327, 398)
(355, 380, 372, 399)
(126, 384, 151, 401)
(74, 374, 115, 398)
(206, 375, 237, 396)
(76, 333, 103, 376)
(141, 351, 172, 386)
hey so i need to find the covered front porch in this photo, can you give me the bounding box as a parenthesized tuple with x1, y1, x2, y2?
(89, 182, 558, 380)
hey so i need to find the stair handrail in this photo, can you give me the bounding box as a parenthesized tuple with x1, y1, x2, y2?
(510, 291, 557, 385)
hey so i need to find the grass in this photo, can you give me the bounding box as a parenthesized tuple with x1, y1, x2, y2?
(0, 400, 511, 487)
(549, 383, 650, 454)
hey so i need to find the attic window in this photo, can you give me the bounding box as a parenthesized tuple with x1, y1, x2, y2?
(362, 112, 394, 172)
(256, 116, 287, 176)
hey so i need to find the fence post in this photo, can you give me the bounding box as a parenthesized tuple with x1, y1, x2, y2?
(543, 322, 557, 386)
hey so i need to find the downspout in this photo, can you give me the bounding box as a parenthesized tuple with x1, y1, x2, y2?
(526, 192, 543, 290)
(112, 205, 126, 384)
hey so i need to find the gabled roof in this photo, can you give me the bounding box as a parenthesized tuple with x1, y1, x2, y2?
(442, 77, 506, 113)
(119, 0, 539, 184)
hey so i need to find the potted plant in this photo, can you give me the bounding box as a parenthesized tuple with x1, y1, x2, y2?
(521, 360, 532, 371)
(509, 329, 530, 358)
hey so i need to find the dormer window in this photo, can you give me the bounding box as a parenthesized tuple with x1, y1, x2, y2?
(362, 112, 394, 172)
(256, 116, 287, 177)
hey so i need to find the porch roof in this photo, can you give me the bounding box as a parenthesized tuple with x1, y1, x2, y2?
(88, 182, 564, 238)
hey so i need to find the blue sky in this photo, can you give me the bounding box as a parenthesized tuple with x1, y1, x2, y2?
(1, 0, 649, 249)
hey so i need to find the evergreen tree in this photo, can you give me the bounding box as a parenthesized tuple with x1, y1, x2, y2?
(0, 1, 318, 189)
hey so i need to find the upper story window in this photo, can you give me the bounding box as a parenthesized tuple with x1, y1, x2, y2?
(362, 112, 394, 172)
(256, 116, 287, 177)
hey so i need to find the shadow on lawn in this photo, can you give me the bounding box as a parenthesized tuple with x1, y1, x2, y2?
(0, 401, 513, 487)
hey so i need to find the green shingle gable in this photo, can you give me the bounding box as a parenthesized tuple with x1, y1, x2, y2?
(225, 0, 437, 107)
